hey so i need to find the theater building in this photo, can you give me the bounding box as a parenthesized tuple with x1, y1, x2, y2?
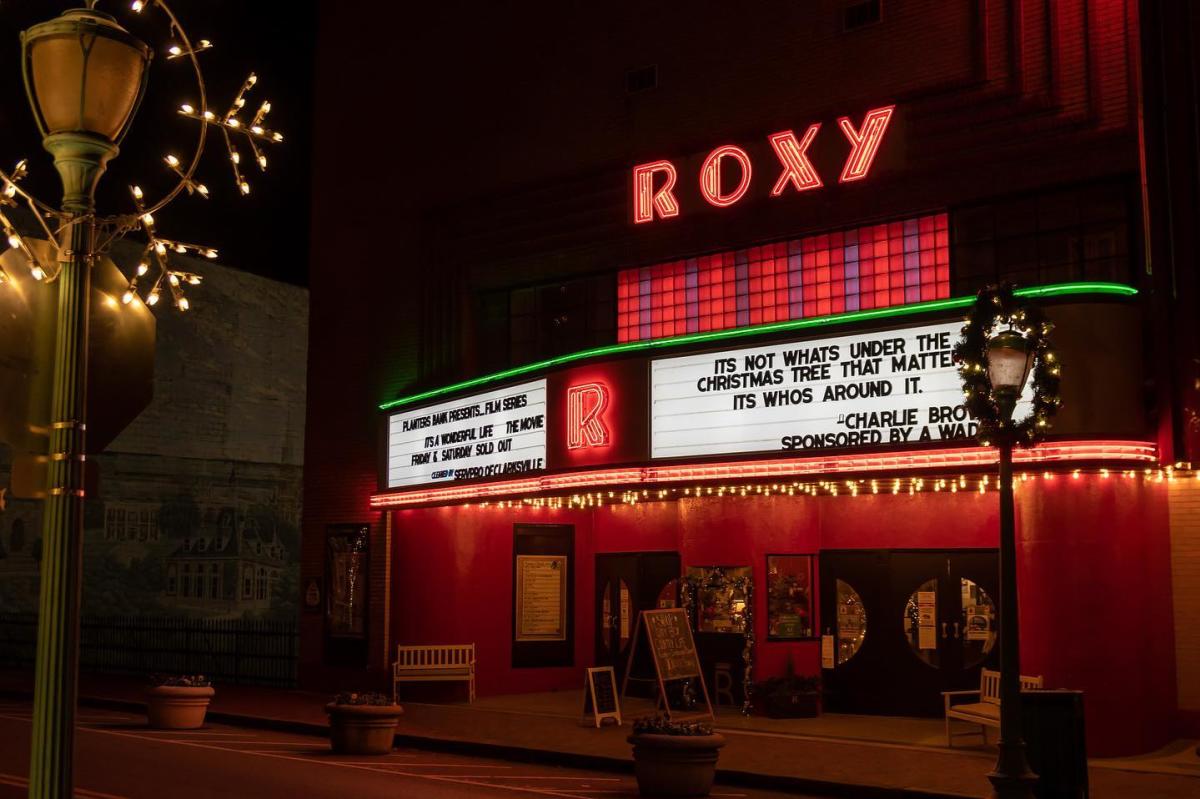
(303, 1, 1200, 756)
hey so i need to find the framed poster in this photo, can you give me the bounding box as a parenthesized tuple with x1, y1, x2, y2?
(515, 555, 568, 641)
(325, 524, 369, 643)
(766, 554, 815, 640)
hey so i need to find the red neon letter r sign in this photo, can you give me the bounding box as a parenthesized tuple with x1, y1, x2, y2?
(632, 160, 680, 224)
(837, 105, 895, 183)
(567, 383, 610, 450)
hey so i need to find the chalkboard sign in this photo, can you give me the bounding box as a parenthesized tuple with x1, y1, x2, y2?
(644, 609, 702, 681)
(582, 667, 621, 728)
(622, 608, 713, 721)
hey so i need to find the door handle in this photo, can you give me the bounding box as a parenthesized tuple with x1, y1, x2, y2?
(941, 622, 948, 639)
(952, 622, 961, 639)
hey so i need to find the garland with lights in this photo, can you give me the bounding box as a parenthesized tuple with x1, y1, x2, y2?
(0, 0, 283, 311)
(952, 283, 1061, 445)
(681, 567, 755, 716)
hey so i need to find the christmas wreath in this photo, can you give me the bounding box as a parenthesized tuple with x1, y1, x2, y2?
(952, 283, 1062, 445)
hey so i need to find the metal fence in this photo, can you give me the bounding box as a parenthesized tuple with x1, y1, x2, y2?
(0, 614, 298, 687)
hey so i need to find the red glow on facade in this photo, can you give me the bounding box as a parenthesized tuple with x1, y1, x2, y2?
(768, 125, 823, 196)
(699, 145, 753, 207)
(370, 440, 1158, 508)
(632, 160, 680, 224)
(837, 105, 895, 183)
(566, 382, 611, 450)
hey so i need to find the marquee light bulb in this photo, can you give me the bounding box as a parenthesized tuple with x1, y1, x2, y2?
(257, 155, 267, 169)
(251, 125, 264, 136)
(31, 265, 44, 281)
(179, 104, 194, 115)
(147, 291, 160, 306)
(188, 275, 202, 285)
(239, 182, 251, 195)
(7, 234, 20, 249)
(141, 212, 154, 226)
(247, 73, 257, 86)
(168, 45, 183, 57)
(226, 118, 241, 129)
(168, 273, 180, 286)
(203, 111, 215, 121)
(165, 154, 180, 168)
(121, 290, 134, 305)
(155, 242, 167, 255)
(204, 249, 218, 259)
(178, 297, 190, 311)
(137, 263, 149, 276)
(132, 185, 144, 200)
(3, 182, 15, 199)
(197, 183, 210, 197)
(272, 132, 283, 142)
(131, 0, 144, 11)
(174, 244, 187, 253)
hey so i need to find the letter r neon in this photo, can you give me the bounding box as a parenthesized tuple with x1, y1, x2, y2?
(567, 383, 611, 450)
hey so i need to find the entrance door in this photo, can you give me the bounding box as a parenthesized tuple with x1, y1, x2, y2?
(595, 552, 680, 688)
(820, 550, 999, 717)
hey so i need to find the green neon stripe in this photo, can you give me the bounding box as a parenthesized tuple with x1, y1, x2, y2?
(379, 281, 1137, 411)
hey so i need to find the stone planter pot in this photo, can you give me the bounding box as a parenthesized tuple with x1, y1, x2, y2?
(628, 732, 726, 797)
(146, 685, 215, 730)
(325, 703, 404, 755)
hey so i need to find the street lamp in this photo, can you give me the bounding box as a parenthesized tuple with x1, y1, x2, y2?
(984, 327, 1036, 799)
(5, 4, 283, 797)
(21, 8, 150, 799)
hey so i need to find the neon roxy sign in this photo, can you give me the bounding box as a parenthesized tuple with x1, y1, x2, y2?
(632, 105, 895, 224)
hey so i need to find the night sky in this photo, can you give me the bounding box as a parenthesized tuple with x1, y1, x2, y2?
(0, 0, 316, 286)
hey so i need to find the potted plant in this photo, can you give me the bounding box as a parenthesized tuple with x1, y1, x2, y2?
(146, 674, 215, 729)
(325, 692, 403, 755)
(628, 715, 726, 797)
(750, 661, 821, 719)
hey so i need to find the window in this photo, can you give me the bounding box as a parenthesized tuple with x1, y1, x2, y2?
(209, 564, 220, 600)
(505, 274, 616, 365)
(766, 555, 815, 640)
(103, 503, 160, 543)
(951, 181, 1133, 294)
(843, 0, 882, 31)
(686, 566, 752, 634)
(617, 212, 949, 342)
(242, 566, 253, 599)
(256, 568, 268, 601)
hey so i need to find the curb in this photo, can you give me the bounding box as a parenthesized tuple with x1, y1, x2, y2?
(1, 688, 973, 799)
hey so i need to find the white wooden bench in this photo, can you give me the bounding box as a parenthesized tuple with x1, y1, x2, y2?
(943, 668, 1043, 746)
(392, 644, 476, 704)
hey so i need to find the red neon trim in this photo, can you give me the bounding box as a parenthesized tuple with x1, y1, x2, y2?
(837, 105, 895, 183)
(768, 125, 823, 196)
(699, 145, 753, 207)
(566, 382, 611, 450)
(632, 160, 680, 224)
(370, 440, 1157, 508)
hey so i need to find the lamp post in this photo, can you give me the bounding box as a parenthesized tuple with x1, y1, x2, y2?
(20, 8, 150, 798)
(984, 329, 1037, 799)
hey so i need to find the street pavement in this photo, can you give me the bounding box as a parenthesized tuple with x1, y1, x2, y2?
(0, 699, 820, 798)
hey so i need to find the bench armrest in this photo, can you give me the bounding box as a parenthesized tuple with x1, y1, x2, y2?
(942, 690, 980, 710)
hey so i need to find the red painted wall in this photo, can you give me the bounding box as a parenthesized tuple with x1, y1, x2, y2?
(389, 476, 1174, 756)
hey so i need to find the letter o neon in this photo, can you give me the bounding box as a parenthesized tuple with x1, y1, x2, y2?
(699, 145, 752, 208)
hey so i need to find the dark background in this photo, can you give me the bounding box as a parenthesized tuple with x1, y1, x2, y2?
(0, 0, 315, 285)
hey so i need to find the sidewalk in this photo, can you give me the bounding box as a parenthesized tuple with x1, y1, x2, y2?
(2, 671, 1197, 798)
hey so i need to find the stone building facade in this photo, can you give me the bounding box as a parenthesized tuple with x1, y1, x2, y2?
(0, 250, 307, 620)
